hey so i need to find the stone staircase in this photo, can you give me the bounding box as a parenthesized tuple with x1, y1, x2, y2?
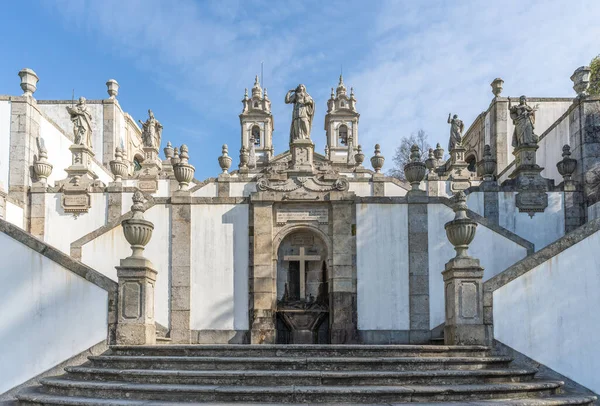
(16, 345, 597, 405)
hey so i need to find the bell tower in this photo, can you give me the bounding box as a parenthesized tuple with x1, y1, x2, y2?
(239, 76, 274, 167)
(324, 75, 360, 165)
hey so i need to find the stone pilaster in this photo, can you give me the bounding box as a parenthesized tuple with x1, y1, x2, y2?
(407, 192, 430, 343)
(564, 183, 585, 233)
(116, 257, 157, 345)
(329, 200, 357, 344)
(29, 183, 46, 239)
(490, 98, 510, 174)
(217, 174, 230, 198)
(250, 202, 275, 344)
(102, 99, 121, 167)
(481, 181, 500, 225)
(170, 191, 192, 343)
(371, 174, 384, 197)
(107, 183, 123, 223)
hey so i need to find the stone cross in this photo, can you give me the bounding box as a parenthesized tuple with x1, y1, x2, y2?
(283, 247, 321, 300)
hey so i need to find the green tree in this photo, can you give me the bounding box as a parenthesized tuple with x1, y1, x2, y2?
(590, 55, 600, 96)
(387, 129, 431, 180)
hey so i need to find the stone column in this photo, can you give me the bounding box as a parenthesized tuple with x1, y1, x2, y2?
(102, 98, 122, 167)
(443, 192, 486, 346)
(330, 199, 358, 344)
(107, 182, 123, 223)
(250, 201, 275, 344)
(490, 98, 510, 175)
(29, 184, 46, 239)
(170, 190, 192, 343)
(116, 191, 157, 345)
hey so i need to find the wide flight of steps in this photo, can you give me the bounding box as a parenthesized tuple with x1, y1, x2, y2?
(16, 344, 597, 405)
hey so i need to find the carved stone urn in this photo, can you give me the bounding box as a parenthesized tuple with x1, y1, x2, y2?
(171, 147, 180, 166)
(354, 145, 365, 167)
(445, 191, 477, 258)
(404, 144, 426, 191)
(425, 148, 436, 174)
(239, 146, 249, 171)
(109, 147, 128, 182)
(33, 148, 53, 185)
(570, 66, 591, 97)
(106, 79, 119, 99)
(173, 144, 195, 190)
(434, 143, 445, 162)
(18, 68, 39, 97)
(556, 144, 577, 182)
(122, 191, 154, 258)
(490, 78, 504, 97)
(370, 144, 385, 173)
(482, 144, 497, 181)
(163, 141, 174, 160)
(218, 144, 233, 174)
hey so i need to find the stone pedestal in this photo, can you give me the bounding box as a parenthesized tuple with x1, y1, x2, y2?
(116, 257, 157, 345)
(138, 147, 162, 193)
(65, 144, 97, 182)
(448, 145, 470, 192)
(290, 139, 314, 174)
(508, 143, 550, 216)
(279, 309, 327, 344)
(443, 256, 485, 346)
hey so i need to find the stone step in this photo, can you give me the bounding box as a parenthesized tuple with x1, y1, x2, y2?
(108, 344, 490, 358)
(15, 386, 598, 406)
(31, 379, 568, 403)
(88, 355, 513, 371)
(64, 366, 538, 385)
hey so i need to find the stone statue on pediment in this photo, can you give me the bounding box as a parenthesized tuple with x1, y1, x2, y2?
(509, 96, 538, 148)
(447, 113, 464, 151)
(285, 84, 315, 143)
(67, 97, 93, 148)
(139, 109, 163, 149)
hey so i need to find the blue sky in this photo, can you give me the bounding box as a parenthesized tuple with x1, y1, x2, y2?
(1, 0, 599, 179)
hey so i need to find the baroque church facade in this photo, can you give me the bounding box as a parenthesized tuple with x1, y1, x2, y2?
(0, 66, 599, 404)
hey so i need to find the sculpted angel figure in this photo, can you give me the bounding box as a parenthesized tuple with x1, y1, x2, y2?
(447, 113, 464, 151)
(66, 97, 93, 148)
(509, 96, 538, 148)
(285, 84, 315, 143)
(139, 109, 163, 149)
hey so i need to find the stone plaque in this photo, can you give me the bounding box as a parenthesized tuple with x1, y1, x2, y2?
(291, 234, 315, 246)
(277, 207, 328, 224)
(122, 281, 142, 319)
(61, 193, 91, 214)
(138, 180, 158, 192)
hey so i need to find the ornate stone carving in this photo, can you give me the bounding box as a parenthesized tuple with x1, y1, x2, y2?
(18, 68, 38, 97)
(67, 97, 93, 148)
(447, 113, 464, 152)
(425, 148, 436, 174)
(354, 145, 365, 167)
(106, 79, 119, 99)
(110, 147, 128, 182)
(33, 137, 52, 185)
(482, 144, 496, 181)
(285, 84, 315, 142)
(571, 66, 591, 97)
(445, 192, 477, 258)
(370, 144, 385, 173)
(139, 109, 163, 149)
(173, 144, 195, 190)
(556, 144, 577, 182)
(239, 146, 249, 172)
(404, 144, 426, 191)
(163, 141, 174, 160)
(434, 143, 445, 161)
(218, 144, 232, 174)
(256, 175, 349, 193)
(490, 78, 504, 97)
(122, 191, 154, 258)
(171, 147, 180, 166)
(509, 96, 538, 148)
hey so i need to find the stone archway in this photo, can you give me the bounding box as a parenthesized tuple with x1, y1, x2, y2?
(274, 229, 330, 344)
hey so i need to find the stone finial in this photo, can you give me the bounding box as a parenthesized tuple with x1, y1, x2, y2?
(18, 68, 39, 97)
(264, 88, 269, 100)
(173, 144, 195, 190)
(336, 74, 347, 96)
(106, 79, 119, 99)
(122, 191, 154, 258)
(330, 87, 335, 99)
(171, 147, 180, 165)
(355, 145, 365, 167)
(404, 144, 427, 191)
(425, 148, 436, 173)
(243, 88, 249, 100)
(434, 143, 445, 161)
(556, 144, 577, 182)
(252, 75, 262, 98)
(491, 78, 504, 97)
(218, 144, 233, 174)
(571, 66, 591, 97)
(482, 144, 497, 181)
(164, 141, 174, 159)
(110, 147, 128, 182)
(33, 137, 52, 185)
(445, 191, 477, 258)
(239, 146, 249, 171)
(370, 144, 385, 173)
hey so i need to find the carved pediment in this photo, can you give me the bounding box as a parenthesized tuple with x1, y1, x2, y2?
(256, 175, 349, 193)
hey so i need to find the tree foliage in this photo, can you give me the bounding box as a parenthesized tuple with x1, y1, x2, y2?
(387, 129, 432, 180)
(590, 54, 600, 96)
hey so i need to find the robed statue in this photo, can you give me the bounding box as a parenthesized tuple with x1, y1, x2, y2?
(139, 109, 163, 149)
(285, 84, 315, 143)
(509, 96, 538, 148)
(66, 97, 93, 148)
(447, 113, 464, 151)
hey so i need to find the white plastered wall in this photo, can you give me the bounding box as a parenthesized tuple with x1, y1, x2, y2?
(537, 118, 570, 183)
(80, 204, 171, 327)
(192, 182, 217, 197)
(229, 182, 257, 197)
(0, 233, 107, 394)
(499, 192, 564, 250)
(356, 204, 409, 330)
(466, 192, 484, 216)
(190, 204, 249, 330)
(428, 204, 528, 329)
(494, 230, 600, 394)
(6, 201, 24, 229)
(0, 101, 11, 191)
(349, 182, 372, 196)
(384, 182, 408, 197)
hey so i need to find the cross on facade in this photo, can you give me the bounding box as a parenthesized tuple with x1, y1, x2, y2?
(283, 246, 321, 300)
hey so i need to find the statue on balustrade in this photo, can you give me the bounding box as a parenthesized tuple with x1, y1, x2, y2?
(67, 97, 93, 148)
(139, 109, 163, 149)
(447, 113, 464, 151)
(509, 96, 538, 148)
(285, 84, 315, 143)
